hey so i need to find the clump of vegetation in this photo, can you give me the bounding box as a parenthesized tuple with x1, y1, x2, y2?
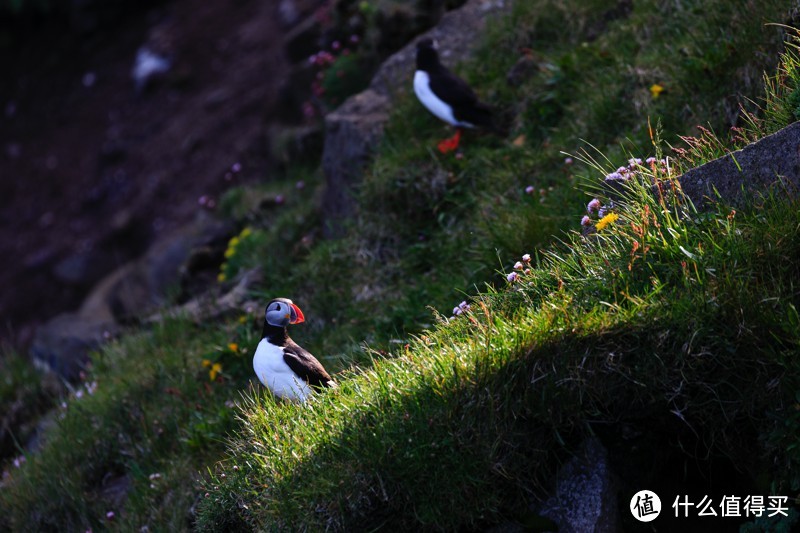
(1, 0, 798, 530)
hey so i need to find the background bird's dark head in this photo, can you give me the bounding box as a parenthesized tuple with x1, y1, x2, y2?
(416, 38, 440, 71)
(264, 298, 305, 328)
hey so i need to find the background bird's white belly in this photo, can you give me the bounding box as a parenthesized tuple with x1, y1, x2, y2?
(253, 339, 312, 401)
(414, 71, 463, 126)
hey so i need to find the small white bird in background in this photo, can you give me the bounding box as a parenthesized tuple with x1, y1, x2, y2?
(131, 46, 171, 92)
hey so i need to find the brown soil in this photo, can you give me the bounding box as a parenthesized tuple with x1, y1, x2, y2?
(0, 0, 297, 346)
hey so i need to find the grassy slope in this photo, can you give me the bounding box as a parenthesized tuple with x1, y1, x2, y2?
(1, 0, 798, 530)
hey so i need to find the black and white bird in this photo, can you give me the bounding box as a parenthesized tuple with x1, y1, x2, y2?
(413, 37, 500, 153)
(252, 298, 335, 402)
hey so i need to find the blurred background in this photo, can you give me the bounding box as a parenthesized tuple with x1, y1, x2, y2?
(0, 0, 460, 350)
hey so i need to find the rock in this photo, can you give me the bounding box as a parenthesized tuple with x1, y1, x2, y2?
(322, 89, 390, 235)
(106, 213, 234, 322)
(30, 312, 119, 382)
(147, 268, 262, 325)
(52, 251, 99, 286)
(31, 213, 234, 379)
(321, 0, 511, 235)
(537, 437, 619, 533)
(678, 121, 800, 208)
(271, 123, 324, 166)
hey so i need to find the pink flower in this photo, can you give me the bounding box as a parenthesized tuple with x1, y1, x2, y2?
(564, 157, 573, 165)
(587, 198, 601, 213)
(507, 272, 518, 282)
(525, 185, 535, 195)
(581, 215, 592, 226)
(522, 253, 531, 262)
(514, 261, 524, 270)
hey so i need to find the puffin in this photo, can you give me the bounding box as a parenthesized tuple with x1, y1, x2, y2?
(414, 37, 500, 153)
(252, 297, 335, 402)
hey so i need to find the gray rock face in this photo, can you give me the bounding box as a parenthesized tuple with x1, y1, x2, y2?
(31, 213, 234, 380)
(321, 0, 510, 236)
(679, 121, 800, 208)
(322, 90, 391, 236)
(30, 313, 118, 382)
(539, 437, 619, 533)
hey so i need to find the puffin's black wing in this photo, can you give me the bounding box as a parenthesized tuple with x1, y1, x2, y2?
(428, 66, 479, 107)
(429, 67, 496, 131)
(282, 341, 333, 389)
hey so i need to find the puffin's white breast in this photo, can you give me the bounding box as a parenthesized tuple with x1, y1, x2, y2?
(414, 70, 461, 127)
(253, 339, 312, 402)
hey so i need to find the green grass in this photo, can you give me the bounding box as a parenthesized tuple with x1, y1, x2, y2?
(2, 0, 799, 529)
(0, 348, 59, 468)
(195, 172, 800, 529)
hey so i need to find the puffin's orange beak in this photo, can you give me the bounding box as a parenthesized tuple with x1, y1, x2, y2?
(290, 303, 305, 324)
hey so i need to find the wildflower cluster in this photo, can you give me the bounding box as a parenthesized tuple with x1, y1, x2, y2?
(580, 156, 671, 231)
(603, 156, 669, 183)
(305, 33, 363, 117)
(201, 320, 257, 383)
(506, 253, 532, 283)
(202, 359, 224, 382)
(451, 300, 471, 319)
(218, 227, 254, 283)
(524, 185, 554, 203)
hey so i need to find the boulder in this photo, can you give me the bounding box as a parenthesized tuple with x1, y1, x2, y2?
(322, 89, 390, 235)
(31, 212, 234, 380)
(30, 312, 119, 382)
(679, 121, 800, 208)
(537, 437, 619, 533)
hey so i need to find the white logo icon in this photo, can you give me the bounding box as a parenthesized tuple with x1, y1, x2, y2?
(630, 490, 661, 522)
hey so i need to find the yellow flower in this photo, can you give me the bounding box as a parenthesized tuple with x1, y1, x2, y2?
(209, 363, 223, 381)
(224, 247, 235, 259)
(217, 272, 226, 282)
(238, 315, 248, 324)
(239, 227, 252, 238)
(229, 236, 240, 248)
(202, 359, 212, 368)
(649, 83, 665, 99)
(228, 343, 239, 353)
(595, 213, 620, 231)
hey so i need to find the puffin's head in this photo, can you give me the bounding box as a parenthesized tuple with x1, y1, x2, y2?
(416, 37, 437, 51)
(265, 298, 305, 328)
(416, 37, 439, 68)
